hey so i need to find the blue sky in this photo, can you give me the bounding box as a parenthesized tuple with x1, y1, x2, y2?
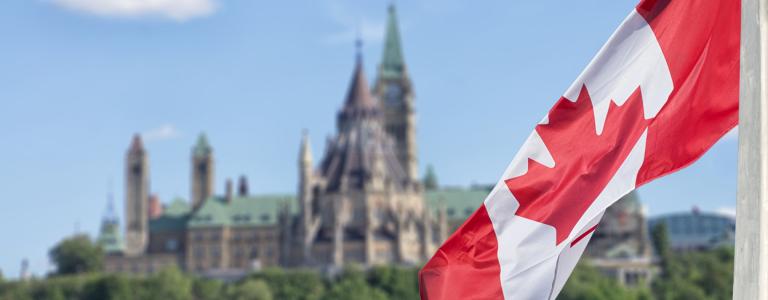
(0, 0, 736, 278)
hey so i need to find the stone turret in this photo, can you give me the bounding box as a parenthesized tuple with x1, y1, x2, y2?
(191, 133, 214, 210)
(124, 134, 149, 256)
(298, 131, 318, 263)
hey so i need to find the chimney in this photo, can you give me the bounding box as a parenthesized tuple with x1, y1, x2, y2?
(238, 175, 249, 197)
(148, 194, 163, 219)
(225, 178, 233, 203)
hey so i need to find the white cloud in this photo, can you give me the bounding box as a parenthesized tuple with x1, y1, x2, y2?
(323, 0, 385, 46)
(50, 0, 217, 21)
(142, 124, 181, 142)
(715, 206, 736, 218)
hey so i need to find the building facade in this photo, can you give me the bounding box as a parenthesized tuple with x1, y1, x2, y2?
(98, 5, 655, 281)
(648, 208, 736, 251)
(584, 192, 655, 286)
(101, 5, 447, 275)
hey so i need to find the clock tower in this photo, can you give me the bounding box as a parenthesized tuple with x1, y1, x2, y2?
(374, 4, 418, 182)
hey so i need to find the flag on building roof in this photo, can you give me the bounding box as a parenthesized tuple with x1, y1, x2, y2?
(419, 0, 740, 299)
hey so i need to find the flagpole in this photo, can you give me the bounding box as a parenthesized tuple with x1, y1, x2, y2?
(735, 0, 768, 298)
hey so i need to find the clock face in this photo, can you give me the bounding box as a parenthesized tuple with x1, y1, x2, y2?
(385, 85, 403, 105)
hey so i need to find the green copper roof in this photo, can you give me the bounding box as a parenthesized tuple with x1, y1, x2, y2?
(98, 221, 123, 254)
(188, 195, 295, 228)
(165, 197, 191, 216)
(426, 187, 489, 221)
(142, 188, 486, 232)
(379, 4, 406, 80)
(149, 198, 192, 231)
(193, 133, 212, 157)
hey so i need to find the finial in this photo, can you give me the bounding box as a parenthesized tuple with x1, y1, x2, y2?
(355, 29, 363, 59)
(106, 178, 116, 221)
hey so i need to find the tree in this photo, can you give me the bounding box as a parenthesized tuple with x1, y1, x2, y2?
(649, 222, 735, 300)
(322, 266, 387, 300)
(82, 274, 133, 300)
(367, 266, 419, 300)
(49, 234, 104, 275)
(0, 282, 33, 300)
(142, 267, 192, 300)
(228, 279, 272, 300)
(558, 262, 651, 300)
(250, 268, 324, 300)
(423, 165, 439, 191)
(31, 285, 66, 300)
(192, 278, 224, 300)
(651, 222, 675, 279)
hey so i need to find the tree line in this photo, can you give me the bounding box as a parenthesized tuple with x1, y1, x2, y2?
(0, 223, 734, 300)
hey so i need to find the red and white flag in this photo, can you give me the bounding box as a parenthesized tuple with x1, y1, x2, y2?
(419, 0, 740, 299)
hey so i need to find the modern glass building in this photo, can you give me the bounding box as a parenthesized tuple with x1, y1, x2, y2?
(648, 208, 735, 251)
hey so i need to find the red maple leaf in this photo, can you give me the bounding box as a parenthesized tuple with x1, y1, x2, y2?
(505, 85, 649, 245)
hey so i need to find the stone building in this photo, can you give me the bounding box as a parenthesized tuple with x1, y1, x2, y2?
(648, 208, 736, 251)
(281, 47, 438, 268)
(124, 135, 149, 257)
(98, 4, 655, 280)
(101, 4, 447, 275)
(584, 191, 655, 286)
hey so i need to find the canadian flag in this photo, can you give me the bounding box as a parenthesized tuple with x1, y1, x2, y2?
(419, 1, 740, 299)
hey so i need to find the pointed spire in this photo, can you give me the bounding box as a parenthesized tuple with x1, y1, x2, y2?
(105, 178, 115, 216)
(380, 3, 406, 79)
(103, 182, 118, 224)
(343, 42, 377, 111)
(193, 132, 212, 157)
(423, 164, 438, 191)
(300, 130, 313, 164)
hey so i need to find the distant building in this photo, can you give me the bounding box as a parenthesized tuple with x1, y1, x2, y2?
(585, 192, 655, 287)
(100, 4, 451, 276)
(648, 208, 735, 251)
(96, 4, 656, 280)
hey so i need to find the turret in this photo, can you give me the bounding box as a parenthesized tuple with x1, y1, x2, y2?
(374, 4, 419, 181)
(191, 133, 214, 210)
(298, 131, 316, 263)
(98, 191, 124, 254)
(337, 40, 383, 133)
(124, 134, 149, 256)
(224, 178, 233, 203)
(238, 175, 249, 197)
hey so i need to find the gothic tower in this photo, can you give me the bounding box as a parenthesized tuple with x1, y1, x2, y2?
(124, 134, 149, 256)
(374, 4, 418, 181)
(298, 131, 318, 263)
(191, 133, 214, 210)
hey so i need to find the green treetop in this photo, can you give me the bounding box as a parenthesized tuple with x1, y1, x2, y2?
(423, 165, 438, 191)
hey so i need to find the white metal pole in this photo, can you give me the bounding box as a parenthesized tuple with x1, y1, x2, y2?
(735, 0, 768, 299)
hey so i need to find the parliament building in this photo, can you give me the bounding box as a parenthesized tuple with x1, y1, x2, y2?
(97, 5, 653, 284)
